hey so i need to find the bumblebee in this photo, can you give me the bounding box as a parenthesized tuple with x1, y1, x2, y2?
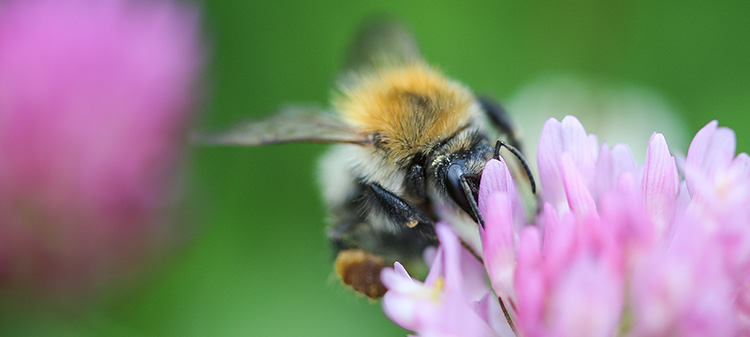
(199, 21, 533, 298)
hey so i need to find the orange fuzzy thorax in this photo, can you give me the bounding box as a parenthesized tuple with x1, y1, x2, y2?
(334, 62, 476, 162)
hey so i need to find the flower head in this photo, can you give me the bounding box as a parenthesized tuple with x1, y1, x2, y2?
(0, 0, 203, 300)
(382, 116, 750, 336)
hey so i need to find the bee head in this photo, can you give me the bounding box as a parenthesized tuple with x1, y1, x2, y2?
(428, 129, 494, 224)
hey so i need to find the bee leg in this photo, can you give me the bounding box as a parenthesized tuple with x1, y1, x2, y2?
(327, 183, 437, 299)
(478, 96, 523, 152)
(327, 217, 388, 298)
(494, 140, 537, 194)
(367, 183, 434, 231)
(334, 249, 387, 299)
(328, 218, 357, 253)
(330, 219, 431, 299)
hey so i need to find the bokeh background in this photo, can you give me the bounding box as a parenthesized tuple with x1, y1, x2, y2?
(3, 0, 749, 336)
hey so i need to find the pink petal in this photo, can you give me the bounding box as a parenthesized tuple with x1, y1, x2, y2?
(598, 171, 656, 249)
(642, 133, 679, 235)
(630, 224, 737, 337)
(541, 202, 561, 259)
(424, 247, 445, 285)
(479, 159, 516, 214)
(611, 144, 638, 177)
(381, 264, 424, 327)
(731, 152, 750, 180)
(560, 153, 597, 219)
(561, 116, 598, 180)
(594, 144, 615, 198)
(436, 223, 490, 301)
(481, 192, 516, 301)
(479, 159, 525, 230)
(537, 118, 567, 208)
(547, 258, 623, 337)
(382, 262, 413, 285)
(541, 205, 578, 281)
(686, 120, 737, 196)
(514, 226, 545, 336)
(538, 116, 597, 211)
(406, 224, 504, 337)
(595, 143, 637, 199)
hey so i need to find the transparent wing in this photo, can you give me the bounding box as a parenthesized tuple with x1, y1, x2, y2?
(194, 106, 372, 146)
(344, 18, 422, 73)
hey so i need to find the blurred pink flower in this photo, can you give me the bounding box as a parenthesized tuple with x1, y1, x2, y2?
(0, 0, 203, 300)
(382, 116, 750, 336)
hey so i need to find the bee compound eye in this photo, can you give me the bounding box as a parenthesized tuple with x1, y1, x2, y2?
(445, 163, 477, 221)
(444, 162, 481, 222)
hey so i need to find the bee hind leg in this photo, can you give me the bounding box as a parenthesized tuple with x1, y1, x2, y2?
(327, 183, 437, 299)
(334, 249, 387, 299)
(326, 207, 392, 299)
(327, 218, 357, 253)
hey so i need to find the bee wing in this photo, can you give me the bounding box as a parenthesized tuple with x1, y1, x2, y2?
(343, 18, 422, 73)
(194, 106, 372, 146)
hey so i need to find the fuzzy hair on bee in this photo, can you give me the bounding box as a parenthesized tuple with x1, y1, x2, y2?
(196, 20, 533, 299)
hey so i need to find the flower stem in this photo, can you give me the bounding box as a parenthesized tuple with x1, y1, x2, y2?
(459, 239, 484, 264)
(499, 296, 518, 335)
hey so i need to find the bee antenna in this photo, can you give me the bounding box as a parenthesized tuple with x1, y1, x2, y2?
(459, 175, 485, 228)
(495, 140, 537, 194)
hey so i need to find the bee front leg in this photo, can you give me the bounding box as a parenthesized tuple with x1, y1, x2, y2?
(367, 183, 434, 231)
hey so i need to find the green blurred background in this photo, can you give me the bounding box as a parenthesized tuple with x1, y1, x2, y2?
(4, 0, 750, 336)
